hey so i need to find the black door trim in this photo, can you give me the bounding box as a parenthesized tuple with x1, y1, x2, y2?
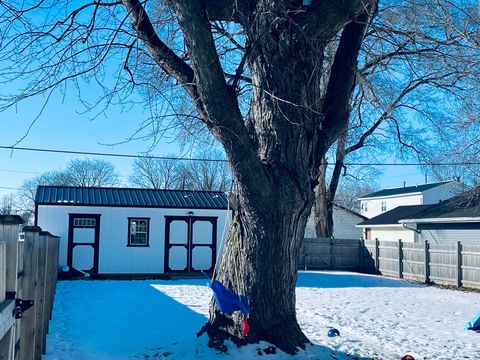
(164, 216, 217, 273)
(67, 213, 101, 274)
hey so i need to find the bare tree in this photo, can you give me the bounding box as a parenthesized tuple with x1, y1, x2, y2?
(178, 150, 231, 192)
(130, 151, 231, 191)
(0, 0, 378, 352)
(0, 194, 17, 215)
(63, 159, 120, 187)
(314, 0, 480, 237)
(19, 159, 119, 217)
(19, 170, 70, 218)
(129, 156, 181, 189)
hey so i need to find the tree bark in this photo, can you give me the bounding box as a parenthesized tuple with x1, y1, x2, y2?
(125, 0, 376, 354)
(314, 160, 334, 238)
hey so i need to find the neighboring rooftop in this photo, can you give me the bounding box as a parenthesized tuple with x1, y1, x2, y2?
(358, 181, 454, 199)
(357, 205, 432, 226)
(35, 186, 228, 209)
(403, 186, 480, 220)
(333, 202, 368, 220)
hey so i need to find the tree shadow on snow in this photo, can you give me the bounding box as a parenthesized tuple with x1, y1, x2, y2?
(53, 280, 208, 356)
(296, 271, 423, 289)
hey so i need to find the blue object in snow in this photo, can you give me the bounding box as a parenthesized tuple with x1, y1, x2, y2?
(465, 313, 480, 331)
(327, 328, 340, 337)
(208, 280, 249, 316)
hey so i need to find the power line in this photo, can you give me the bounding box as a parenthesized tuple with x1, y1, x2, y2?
(0, 145, 228, 163)
(0, 145, 479, 166)
(0, 186, 20, 190)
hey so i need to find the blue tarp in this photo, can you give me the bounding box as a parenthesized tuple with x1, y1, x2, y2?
(465, 313, 480, 331)
(208, 280, 249, 316)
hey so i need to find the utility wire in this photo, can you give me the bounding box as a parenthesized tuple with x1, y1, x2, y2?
(0, 145, 479, 166)
(0, 145, 227, 163)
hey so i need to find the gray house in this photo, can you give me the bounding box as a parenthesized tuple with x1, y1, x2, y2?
(358, 187, 480, 244)
(401, 188, 480, 244)
(305, 203, 367, 239)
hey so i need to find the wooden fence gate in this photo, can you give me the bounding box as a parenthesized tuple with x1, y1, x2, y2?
(0, 215, 60, 360)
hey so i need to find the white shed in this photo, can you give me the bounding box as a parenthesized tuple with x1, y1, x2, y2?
(35, 186, 230, 276)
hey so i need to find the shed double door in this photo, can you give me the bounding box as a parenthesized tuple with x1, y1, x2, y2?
(164, 216, 217, 273)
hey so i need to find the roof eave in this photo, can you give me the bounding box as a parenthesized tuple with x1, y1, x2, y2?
(358, 192, 423, 201)
(356, 223, 404, 228)
(401, 217, 480, 224)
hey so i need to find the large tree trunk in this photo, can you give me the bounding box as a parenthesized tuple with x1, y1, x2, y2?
(198, 6, 372, 353)
(207, 181, 313, 354)
(125, 0, 375, 354)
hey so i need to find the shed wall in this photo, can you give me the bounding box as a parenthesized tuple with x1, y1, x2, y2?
(36, 204, 230, 274)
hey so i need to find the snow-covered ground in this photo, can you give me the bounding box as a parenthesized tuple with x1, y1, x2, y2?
(43, 271, 480, 360)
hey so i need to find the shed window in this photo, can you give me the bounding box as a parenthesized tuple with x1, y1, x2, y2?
(128, 218, 150, 247)
(381, 201, 387, 212)
(74, 218, 96, 227)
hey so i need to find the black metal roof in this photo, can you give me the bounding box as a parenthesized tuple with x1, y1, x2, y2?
(359, 181, 453, 199)
(404, 187, 480, 220)
(357, 205, 433, 226)
(35, 186, 228, 209)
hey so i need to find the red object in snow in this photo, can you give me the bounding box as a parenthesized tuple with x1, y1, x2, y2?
(242, 316, 250, 336)
(401, 355, 415, 360)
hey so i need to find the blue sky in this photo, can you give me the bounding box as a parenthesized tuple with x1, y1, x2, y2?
(0, 0, 432, 202)
(0, 83, 182, 198)
(0, 81, 427, 200)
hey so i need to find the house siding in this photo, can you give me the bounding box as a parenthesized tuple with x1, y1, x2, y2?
(37, 204, 230, 274)
(304, 206, 364, 239)
(369, 227, 415, 242)
(417, 222, 480, 244)
(361, 194, 423, 219)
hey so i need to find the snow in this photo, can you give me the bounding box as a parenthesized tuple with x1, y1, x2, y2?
(43, 271, 480, 360)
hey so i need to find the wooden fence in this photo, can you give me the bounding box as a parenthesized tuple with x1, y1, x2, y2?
(0, 215, 60, 360)
(300, 238, 480, 289)
(364, 239, 480, 289)
(300, 238, 370, 271)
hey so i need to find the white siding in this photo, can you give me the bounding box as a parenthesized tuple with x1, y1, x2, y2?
(361, 194, 423, 219)
(37, 205, 230, 274)
(370, 227, 416, 242)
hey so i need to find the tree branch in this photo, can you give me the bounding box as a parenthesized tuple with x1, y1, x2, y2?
(300, 0, 376, 40)
(121, 0, 195, 89)
(205, 0, 251, 23)
(321, 7, 375, 146)
(168, 0, 270, 195)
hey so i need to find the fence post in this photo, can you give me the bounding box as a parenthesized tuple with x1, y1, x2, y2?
(0, 215, 24, 299)
(424, 240, 430, 283)
(329, 238, 334, 269)
(359, 239, 365, 273)
(398, 240, 403, 279)
(34, 233, 48, 359)
(0, 215, 23, 360)
(374, 238, 379, 274)
(456, 241, 462, 287)
(19, 226, 41, 360)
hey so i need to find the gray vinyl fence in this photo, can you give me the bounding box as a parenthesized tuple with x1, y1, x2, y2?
(0, 215, 60, 360)
(301, 238, 480, 289)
